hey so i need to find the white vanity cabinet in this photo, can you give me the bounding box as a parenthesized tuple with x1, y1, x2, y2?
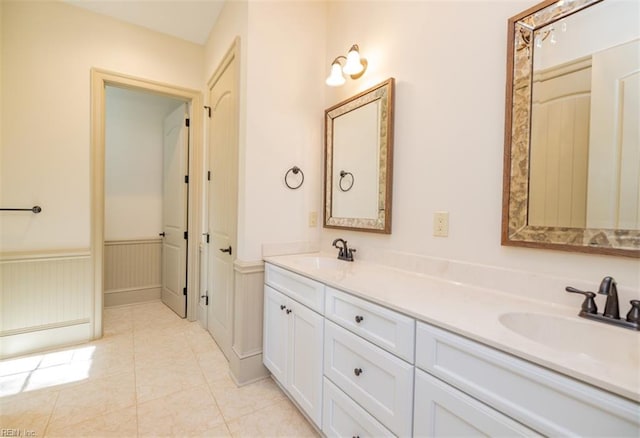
(413, 368, 539, 437)
(263, 265, 325, 428)
(415, 322, 640, 437)
(263, 261, 640, 438)
(323, 288, 415, 437)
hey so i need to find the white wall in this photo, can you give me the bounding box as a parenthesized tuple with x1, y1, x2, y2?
(204, 0, 326, 262)
(321, 0, 640, 290)
(0, 0, 3, 176)
(242, 1, 326, 261)
(0, 0, 204, 355)
(0, 0, 203, 252)
(105, 86, 183, 241)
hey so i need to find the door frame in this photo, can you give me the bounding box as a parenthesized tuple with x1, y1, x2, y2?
(90, 68, 203, 337)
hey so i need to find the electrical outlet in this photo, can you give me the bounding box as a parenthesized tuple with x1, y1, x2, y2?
(434, 211, 449, 237)
(309, 211, 318, 227)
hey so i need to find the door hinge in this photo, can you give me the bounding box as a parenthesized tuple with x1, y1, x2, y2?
(204, 106, 211, 118)
(184, 231, 188, 240)
(184, 175, 189, 184)
(185, 118, 190, 127)
(183, 287, 187, 296)
(203, 233, 210, 243)
(207, 171, 211, 181)
(201, 293, 209, 305)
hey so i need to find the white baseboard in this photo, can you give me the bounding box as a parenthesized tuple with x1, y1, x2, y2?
(0, 321, 92, 359)
(104, 286, 162, 307)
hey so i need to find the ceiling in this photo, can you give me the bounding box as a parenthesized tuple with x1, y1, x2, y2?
(64, 0, 226, 45)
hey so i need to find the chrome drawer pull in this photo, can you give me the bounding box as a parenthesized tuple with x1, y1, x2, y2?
(355, 315, 364, 323)
(354, 367, 363, 376)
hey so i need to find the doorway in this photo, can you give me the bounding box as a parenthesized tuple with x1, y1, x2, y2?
(103, 87, 188, 316)
(91, 69, 204, 337)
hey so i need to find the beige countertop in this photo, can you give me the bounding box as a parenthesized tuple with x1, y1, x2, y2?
(264, 253, 640, 403)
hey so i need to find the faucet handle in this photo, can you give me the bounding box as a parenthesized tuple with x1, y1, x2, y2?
(346, 248, 356, 262)
(626, 300, 640, 323)
(566, 287, 598, 314)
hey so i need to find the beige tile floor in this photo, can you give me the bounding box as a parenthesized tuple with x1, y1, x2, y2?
(0, 301, 318, 437)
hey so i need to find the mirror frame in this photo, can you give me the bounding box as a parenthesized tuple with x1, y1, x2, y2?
(324, 78, 395, 233)
(502, 0, 640, 258)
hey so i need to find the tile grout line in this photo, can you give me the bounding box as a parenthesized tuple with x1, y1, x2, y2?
(187, 326, 234, 436)
(41, 389, 61, 437)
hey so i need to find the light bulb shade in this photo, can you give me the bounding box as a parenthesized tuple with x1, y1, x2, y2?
(325, 62, 346, 86)
(343, 47, 364, 75)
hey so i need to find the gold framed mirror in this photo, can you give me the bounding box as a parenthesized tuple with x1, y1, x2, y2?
(324, 78, 395, 233)
(502, 0, 639, 257)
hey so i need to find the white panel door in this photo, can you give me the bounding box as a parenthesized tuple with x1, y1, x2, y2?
(207, 52, 238, 355)
(161, 103, 189, 318)
(587, 39, 640, 228)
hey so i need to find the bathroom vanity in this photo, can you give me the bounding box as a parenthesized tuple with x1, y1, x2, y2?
(262, 254, 639, 437)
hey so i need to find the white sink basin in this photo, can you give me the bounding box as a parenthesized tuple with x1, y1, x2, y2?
(499, 312, 638, 366)
(292, 256, 348, 270)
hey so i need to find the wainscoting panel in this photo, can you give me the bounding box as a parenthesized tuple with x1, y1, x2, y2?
(0, 252, 92, 357)
(104, 239, 162, 307)
(233, 260, 265, 358)
(229, 259, 268, 385)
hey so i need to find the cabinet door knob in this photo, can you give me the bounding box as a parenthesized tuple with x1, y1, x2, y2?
(355, 315, 364, 323)
(286, 309, 292, 314)
(354, 367, 363, 376)
(280, 305, 286, 311)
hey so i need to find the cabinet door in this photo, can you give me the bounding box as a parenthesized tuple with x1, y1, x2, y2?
(288, 299, 324, 427)
(414, 368, 539, 437)
(263, 285, 288, 383)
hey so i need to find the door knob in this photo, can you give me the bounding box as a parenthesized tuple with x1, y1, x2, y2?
(159, 232, 165, 237)
(355, 315, 364, 323)
(354, 367, 363, 376)
(219, 246, 232, 255)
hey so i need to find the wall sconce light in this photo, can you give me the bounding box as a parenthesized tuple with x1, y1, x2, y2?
(325, 44, 368, 87)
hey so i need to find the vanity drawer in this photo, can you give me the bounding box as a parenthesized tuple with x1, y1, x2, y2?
(415, 322, 640, 437)
(414, 368, 539, 437)
(324, 320, 414, 437)
(323, 377, 394, 438)
(265, 263, 325, 314)
(325, 286, 415, 363)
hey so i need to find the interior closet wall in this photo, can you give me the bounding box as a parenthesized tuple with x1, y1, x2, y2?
(104, 87, 183, 307)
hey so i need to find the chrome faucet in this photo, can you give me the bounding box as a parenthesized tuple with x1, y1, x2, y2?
(566, 276, 639, 331)
(332, 238, 356, 262)
(598, 276, 619, 319)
